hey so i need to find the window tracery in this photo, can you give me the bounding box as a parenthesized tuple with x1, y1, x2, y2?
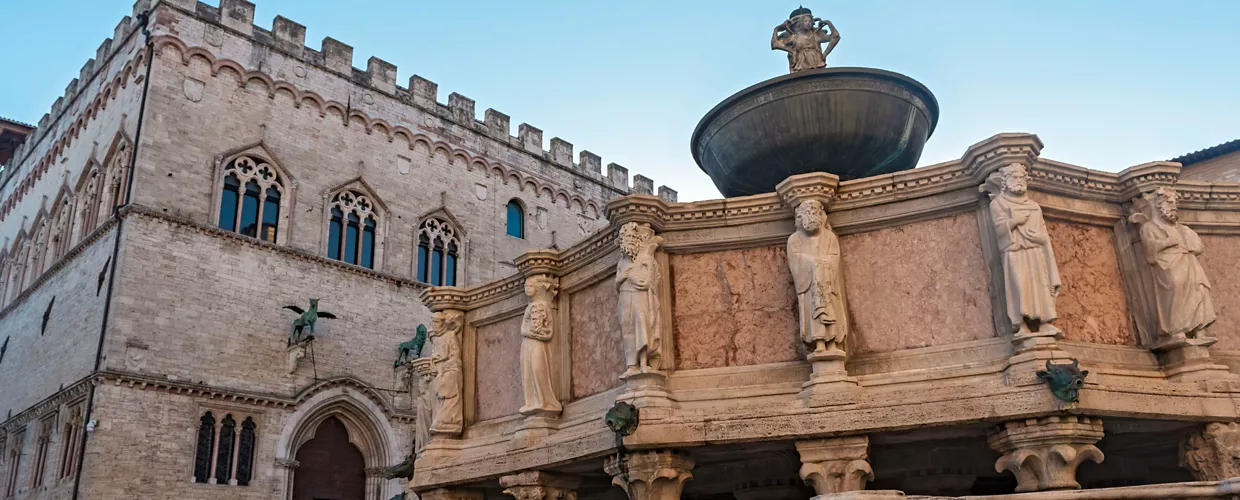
(416, 217, 460, 286)
(217, 155, 285, 243)
(97, 139, 131, 219)
(75, 167, 102, 240)
(30, 414, 55, 488)
(58, 403, 84, 481)
(327, 190, 381, 269)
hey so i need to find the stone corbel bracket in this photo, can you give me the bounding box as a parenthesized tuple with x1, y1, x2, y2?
(419, 286, 471, 313)
(988, 415, 1104, 493)
(286, 339, 311, 374)
(515, 248, 562, 278)
(776, 172, 840, 210)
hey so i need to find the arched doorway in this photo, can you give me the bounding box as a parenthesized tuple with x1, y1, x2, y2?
(292, 417, 366, 500)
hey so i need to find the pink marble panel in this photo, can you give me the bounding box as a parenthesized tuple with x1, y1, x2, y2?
(473, 316, 523, 421)
(671, 245, 803, 370)
(1199, 235, 1240, 350)
(570, 279, 625, 398)
(1046, 221, 1135, 345)
(840, 213, 995, 354)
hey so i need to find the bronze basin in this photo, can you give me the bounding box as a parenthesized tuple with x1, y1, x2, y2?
(691, 67, 939, 198)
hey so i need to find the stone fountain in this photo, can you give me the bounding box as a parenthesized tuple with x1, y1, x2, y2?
(692, 7, 939, 198)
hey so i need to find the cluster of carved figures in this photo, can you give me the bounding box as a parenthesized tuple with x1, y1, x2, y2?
(408, 163, 1225, 499)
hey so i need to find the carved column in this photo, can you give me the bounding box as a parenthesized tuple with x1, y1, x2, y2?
(500, 471, 579, 500)
(796, 436, 875, 497)
(607, 195, 676, 412)
(777, 173, 860, 407)
(364, 466, 388, 500)
(1180, 422, 1240, 481)
(604, 450, 694, 500)
(987, 415, 1104, 492)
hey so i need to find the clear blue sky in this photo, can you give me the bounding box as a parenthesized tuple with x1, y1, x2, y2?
(2, 1, 1238, 201)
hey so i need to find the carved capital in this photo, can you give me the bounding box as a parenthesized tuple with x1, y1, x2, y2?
(364, 466, 387, 477)
(796, 436, 874, 495)
(777, 172, 839, 210)
(1117, 161, 1180, 201)
(987, 415, 1104, 492)
(960, 133, 1044, 183)
(274, 458, 299, 469)
(516, 250, 561, 277)
(1181, 422, 1240, 481)
(420, 287, 471, 312)
(605, 450, 694, 500)
(607, 195, 668, 232)
(500, 471, 579, 500)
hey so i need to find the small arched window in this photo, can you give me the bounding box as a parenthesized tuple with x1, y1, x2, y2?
(217, 155, 285, 243)
(192, 411, 257, 487)
(326, 190, 380, 269)
(416, 218, 460, 286)
(193, 412, 215, 483)
(506, 200, 525, 239)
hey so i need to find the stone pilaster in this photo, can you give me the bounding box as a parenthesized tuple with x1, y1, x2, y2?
(420, 488, 484, 500)
(605, 450, 694, 500)
(1180, 422, 1240, 481)
(796, 436, 874, 496)
(987, 415, 1104, 492)
(500, 471, 580, 500)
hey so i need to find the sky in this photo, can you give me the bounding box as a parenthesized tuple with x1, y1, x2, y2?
(2, 1, 1238, 202)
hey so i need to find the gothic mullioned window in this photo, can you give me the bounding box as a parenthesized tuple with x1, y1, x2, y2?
(506, 199, 525, 239)
(30, 414, 55, 489)
(58, 403, 83, 480)
(3, 429, 23, 498)
(326, 190, 381, 269)
(217, 155, 285, 243)
(192, 411, 258, 486)
(74, 166, 102, 241)
(416, 218, 460, 286)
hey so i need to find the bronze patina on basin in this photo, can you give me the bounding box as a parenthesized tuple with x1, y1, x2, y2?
(692, 67, 939, 198)
(691, 7, 939, 198)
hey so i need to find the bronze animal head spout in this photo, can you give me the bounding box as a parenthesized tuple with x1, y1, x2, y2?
(1036, 359, 1088, 403)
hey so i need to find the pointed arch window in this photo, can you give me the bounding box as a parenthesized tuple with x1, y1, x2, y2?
(416, 218, 460, 286)
(506, 200, 525, 239)
(217, 155, 285, 243)
(97, 139, 132, 217)
(214, 415, 236, 484)
(236, 418, 256, 486)
(326, 190, 381, 269)
(58, 403, 84, 480)
(193, 412, 215, 483)
(75, 167, 102, 240)
(192, 411, 258, 487)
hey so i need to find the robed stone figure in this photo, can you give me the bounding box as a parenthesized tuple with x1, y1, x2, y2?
(429, 310, 464, 435)
(519, 275, 562, 415)
(617, 222, 663, 377)
(1131, 187, 1216, 341)
(771, 7, 841, 73)
(787, 200, 848, 358)
(985, 164, 1061, 336)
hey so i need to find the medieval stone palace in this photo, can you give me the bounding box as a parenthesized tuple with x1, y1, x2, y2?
(4, 2, 1240, 500)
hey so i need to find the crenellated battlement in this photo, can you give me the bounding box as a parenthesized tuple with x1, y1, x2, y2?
(155, 0, 676, 201)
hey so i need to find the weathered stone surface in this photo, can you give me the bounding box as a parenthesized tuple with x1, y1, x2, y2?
(670, 246, 803, 369)
(839, 213, 994, 354)
(569, 279, 624, 398)
(474, 316, 523, 421)
(1198, 235, 1240, 350)
(1045, 221, 1135, 345)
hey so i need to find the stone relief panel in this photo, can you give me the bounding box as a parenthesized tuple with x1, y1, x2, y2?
(1197, 235, 1240, 350)
(840, 213, 995, 354)
(569, 279, 625, 399)
(1046, 221, 1136, 345)
(474, 316, 523, 421)
(671, 246, 803, 370)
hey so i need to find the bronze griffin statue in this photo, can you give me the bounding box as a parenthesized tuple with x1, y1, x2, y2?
(283, 298, 337, 345)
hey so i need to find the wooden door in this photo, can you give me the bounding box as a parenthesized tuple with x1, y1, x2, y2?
(292, 417, 366, 500)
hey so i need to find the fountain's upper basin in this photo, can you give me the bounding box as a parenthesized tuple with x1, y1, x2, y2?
(692, 67, 939, 198)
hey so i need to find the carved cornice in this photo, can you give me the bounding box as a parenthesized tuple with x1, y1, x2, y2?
(93, 371, 415, 423)
(960, 132, 1044, 181)
(1117, 161, 1181, 201)
(607, 195, 668, 232)
(1, 376, 91, 433)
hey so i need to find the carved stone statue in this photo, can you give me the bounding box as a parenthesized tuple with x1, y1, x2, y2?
(429, 310, 464, 435)
(1180, 422, 1240, 481)
(520, 274, 562, 415)
(771, 7, 840, 73)
(1130, 187, 1216, 343)
(415, 361, 435, 451)
(617, 222, 664, 378)
(787, 200, 848, 359)
(983, 164, 1062, 337)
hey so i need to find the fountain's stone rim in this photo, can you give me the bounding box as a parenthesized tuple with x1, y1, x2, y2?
(690, 66, 941, 176)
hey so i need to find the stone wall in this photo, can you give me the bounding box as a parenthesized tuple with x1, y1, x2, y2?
(0, 226, 114, 420)
(104, 213, 423, 399)
(670, 245, 803, 370)
(839, 213, 996, 354)
(1199, 235, 1240, 350)
(1045, 221, 1135, 345)
(568, 279, 624, 399)
(473, 316, 523, 421)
